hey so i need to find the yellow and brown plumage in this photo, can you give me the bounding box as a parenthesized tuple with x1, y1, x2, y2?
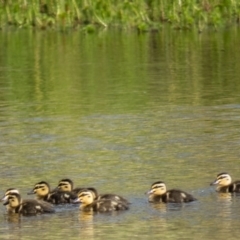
(28, 181, 76, 204)
(1, 192, 55, 215)
(1, 188, 21, 213)
(74, 189, 129, 212)
(147, 181, 196, 203)
(210, 172, 240, 193)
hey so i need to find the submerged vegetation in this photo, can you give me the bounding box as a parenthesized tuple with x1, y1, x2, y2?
(0, 0, 240, 31)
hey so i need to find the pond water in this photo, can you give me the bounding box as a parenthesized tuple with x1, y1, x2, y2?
(0, 27, 240, 240)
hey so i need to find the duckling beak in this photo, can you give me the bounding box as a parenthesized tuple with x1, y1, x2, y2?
(210, 179, 219, 186)
(145, 190, 153, 195)
(3, 200, 10, 206)
(27, 189, 35, 195)
(1, 195, 9, 205)
(73, 198, 80, 203)
(0, 195, 6, 202)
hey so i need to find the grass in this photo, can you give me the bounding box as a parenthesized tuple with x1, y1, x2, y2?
(0, 0, 240, 31)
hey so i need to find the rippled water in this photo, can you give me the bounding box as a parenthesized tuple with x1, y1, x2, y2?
(1, 27, 240, 239)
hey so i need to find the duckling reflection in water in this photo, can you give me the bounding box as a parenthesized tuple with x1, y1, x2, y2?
(56, 178, 129, 204)
(151, 202, 167, 213)
(28, 181, 76, 204)
(78, 211, 94, 240)
(74, 189, 129, 212)
(147, 181, 197, 203)
(210, 172, 240, 193)
(1, 192, 55, 215)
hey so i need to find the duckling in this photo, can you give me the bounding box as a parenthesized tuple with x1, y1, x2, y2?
(57, 178, 129, 204)
(210, 172, 240, 193)
(28, 181, 76, 204)
(147, 181, 197, 203)
(74, 189, 129, 212)
(2, 192, 54, 215)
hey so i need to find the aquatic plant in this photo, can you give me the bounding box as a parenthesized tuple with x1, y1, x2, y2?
(0, 0, 239, 31)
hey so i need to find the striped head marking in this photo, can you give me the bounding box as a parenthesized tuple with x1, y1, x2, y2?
(28, 181, 50, 197)
(77, 190, 94, 205)
(57, 179, 73, 192)
(148, 181, 167, 196)
(210, 173, 232, 187)
(1, 188, 20, 203)
(4, 188, 19, 197)
(2, 193, 21, 208)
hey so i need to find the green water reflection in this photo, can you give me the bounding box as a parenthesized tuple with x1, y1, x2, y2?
(1, 28, 240, 113)
(1, 27, 240, 239)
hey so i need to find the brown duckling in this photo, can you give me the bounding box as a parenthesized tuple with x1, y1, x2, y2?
(147, 181, 197, 203)
(57, 178, 129, 204)
(2, 192, 54, 215)
(210, 172, 240, 193)
(74, 189, 129, 212)
(28, 181, 76, 204)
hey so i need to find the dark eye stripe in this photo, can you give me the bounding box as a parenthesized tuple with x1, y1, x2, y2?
(153, 186, 163, 189)
(59, 183, 67, 186)
(79, 193, 90, 197)
(35, 185, 45, 189)
(218, 176, 227, 179)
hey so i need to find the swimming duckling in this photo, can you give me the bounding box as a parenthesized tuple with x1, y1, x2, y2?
(28, 181, 76, 204)
(2, 192, 54, 215)
(57, 178, 129, 204)
(210, 172, 240, 193)
(147, 181, 197, 203)
(74, 189, 129, 212)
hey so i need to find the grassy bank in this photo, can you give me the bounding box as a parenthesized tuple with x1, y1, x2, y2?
(0, 0, 240, 31)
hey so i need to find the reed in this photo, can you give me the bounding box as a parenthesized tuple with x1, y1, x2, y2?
(0, 0, 239, 31)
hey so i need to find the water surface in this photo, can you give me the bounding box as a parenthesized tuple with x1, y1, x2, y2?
(1, 27, 240, 239)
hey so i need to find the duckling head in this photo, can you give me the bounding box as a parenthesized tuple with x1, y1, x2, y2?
(1, 188, 20, 204)
(147, 181, 167, 196)
(28, 181, 50, 197)
(2, 192, 21, 208)
(57, 179, 73, 192)
(210, 173, 232, 187)
(74, 190, 95, 207)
